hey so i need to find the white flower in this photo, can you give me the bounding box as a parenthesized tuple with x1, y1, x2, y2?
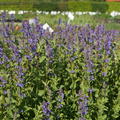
(88, 12, 97, 16)
(75, 12, 83, 15)
(68, 12, 74, 21)
(43, 23, 54, 33)
(24, 11, 28, 14)
(110, 11, 120, 17)
(18, 11, 24, 15)
(110, 11, 116, 17)
(0, 10, 4, 13)
(36, 10, 41, 14)
(57, 11, 60, 14)
(61, 12, 65, 15)
(29, 19, 36, 25)
(49, 27, 54, 33)
(8, 11, 15, 14)
(43, 23, 49, 30)
(51, 11, 57, 15)
(43, 11, 49, 15)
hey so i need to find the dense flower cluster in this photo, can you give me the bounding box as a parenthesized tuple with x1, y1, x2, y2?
(0, 13, 120, 120)
(42, 102, 51, 117)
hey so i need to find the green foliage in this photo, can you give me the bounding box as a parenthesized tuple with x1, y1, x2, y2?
(33, 2, 59, 11)
(67, 1, 120, 12)
(0, 4, 33, 11)
(1, 1, 120, 12)
(91, 2, 108, 13)
(67, 1, 92, 12)
(107, 2, 120, 12)
(0, 14, 120, 119)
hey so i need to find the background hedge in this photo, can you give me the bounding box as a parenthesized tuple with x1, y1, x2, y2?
(0, 1, 120, 12)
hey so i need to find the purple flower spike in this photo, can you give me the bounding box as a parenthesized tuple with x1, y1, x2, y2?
(0, 77, 7, 87)
(78, 91, 88, 120)
(46, 42, 53, 58)
(104, 59, 110, 63)
(57, 89, 64, 108)
(42, 102, 51, 117)
(70, 70, 75, 74)
(58, 18, 62, 25)
(3, 90, 7, 95)
(16, 83, 24, 88)
(102, 72, 107, 77)
(88, 89, 93, 94)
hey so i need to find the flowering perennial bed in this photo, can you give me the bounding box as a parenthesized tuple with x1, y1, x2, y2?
(0, 13, 120, 120)
(1, 10, 120, 17)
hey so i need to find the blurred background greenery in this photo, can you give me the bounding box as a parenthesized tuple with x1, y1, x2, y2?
(0, 0, 120, 30)
(0, 0, 120, 12)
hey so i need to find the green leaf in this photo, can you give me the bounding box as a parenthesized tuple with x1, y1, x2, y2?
(38, 90, 45, 96)
(39, 56, 46, 63)
(0, 96, 5, 104)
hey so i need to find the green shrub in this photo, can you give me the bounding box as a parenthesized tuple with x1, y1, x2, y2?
(91, 2, 108, 13)
(67, 1, 92, 12)
(0, 4, 33, 11)
(58, 2, 68, 11)
(33, 2, 59, 11)
(107, 2, 120, 12)
(1, 1, 120, 12)
(67, 1, 120, 12)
